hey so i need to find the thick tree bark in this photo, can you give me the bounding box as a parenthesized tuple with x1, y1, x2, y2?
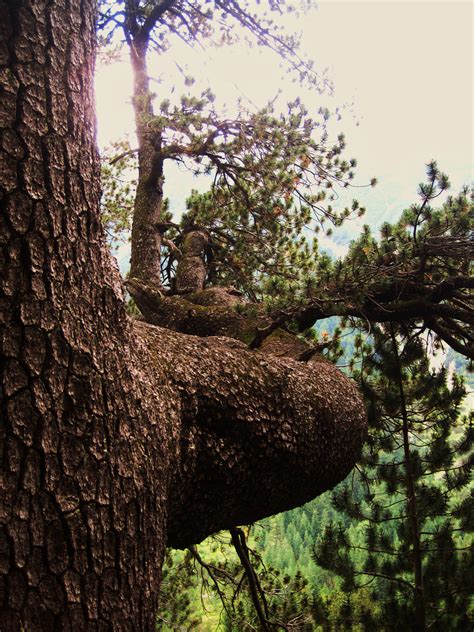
(158, 321, 366, 547)
(0, 1, 367, 629)
(127, 9, 165, 289)
(0, 1, 177, 628)
(174, 229, 210, 294)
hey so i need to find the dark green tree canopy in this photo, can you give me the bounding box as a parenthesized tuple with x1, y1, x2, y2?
(315, 321, 473, 630)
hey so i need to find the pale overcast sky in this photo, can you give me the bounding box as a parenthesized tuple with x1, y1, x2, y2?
(301, 1, 473, 186)
(95, 0, 473, 254)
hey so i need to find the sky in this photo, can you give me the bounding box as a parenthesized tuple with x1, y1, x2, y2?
(95, 1, 473, 260)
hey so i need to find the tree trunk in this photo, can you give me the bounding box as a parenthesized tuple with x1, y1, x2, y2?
(128, 31, 164, 289)
(0, 1, 367, 629)
(390, 329, 426, 631)
(0, 1, 176, 628)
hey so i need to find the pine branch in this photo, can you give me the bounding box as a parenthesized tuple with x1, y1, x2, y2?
(230, 527, 288, 632)
(137, 0, 177, 42)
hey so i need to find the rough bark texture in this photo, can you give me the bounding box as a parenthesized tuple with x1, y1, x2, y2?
(128, 25, 164, 290)
(0, 2, 176, 628)
(127, 278, 320, 358)
(174, 229, 209, 294)
(0, 1, 367, 629)
(153, 322, 366, 547)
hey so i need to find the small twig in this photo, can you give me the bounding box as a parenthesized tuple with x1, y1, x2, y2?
(188, 546, 234, 619)
(162, 238, 182, 260)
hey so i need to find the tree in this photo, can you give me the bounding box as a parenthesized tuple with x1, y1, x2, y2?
(306, 186, 473, 630)
(97, 1, 372, 338)
(0, 1, 366, 629)
(314, 323, 473, 631)
(95, 3, 473, 626)
(293, 168, 473, 359)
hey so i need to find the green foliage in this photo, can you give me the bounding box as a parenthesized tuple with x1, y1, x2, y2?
(156, 551, 202, 630)
(155, 498, 339, 630)
(291, 165, 473, 360)
(101, 89, 367, 299)
(173, 95, 361, 298)
(100, 139, 137, 249)
(314, 323, 473, 630)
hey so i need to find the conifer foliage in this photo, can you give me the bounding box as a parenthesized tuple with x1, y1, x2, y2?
(314, 323, 473, 630)
(287, 164, 473, 360)
(98, 0, 366, 297)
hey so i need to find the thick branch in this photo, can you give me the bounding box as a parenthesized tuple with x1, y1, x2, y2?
(137, 0, 177, 43)
(131, 321, 367, 547)
(126, 278, 321, 359)
(293, 295, 473, 358)
(425, 317, 474, 359)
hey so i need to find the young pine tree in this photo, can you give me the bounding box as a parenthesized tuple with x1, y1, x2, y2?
(314, 324, 473, 631)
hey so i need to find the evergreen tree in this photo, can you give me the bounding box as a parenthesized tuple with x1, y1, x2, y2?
(98, 0, 365, 302)
(156, 550, 201, 630)
(314, 323, 473, 631)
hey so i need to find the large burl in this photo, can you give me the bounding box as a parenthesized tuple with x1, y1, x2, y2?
(130, 277, 367, 548)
